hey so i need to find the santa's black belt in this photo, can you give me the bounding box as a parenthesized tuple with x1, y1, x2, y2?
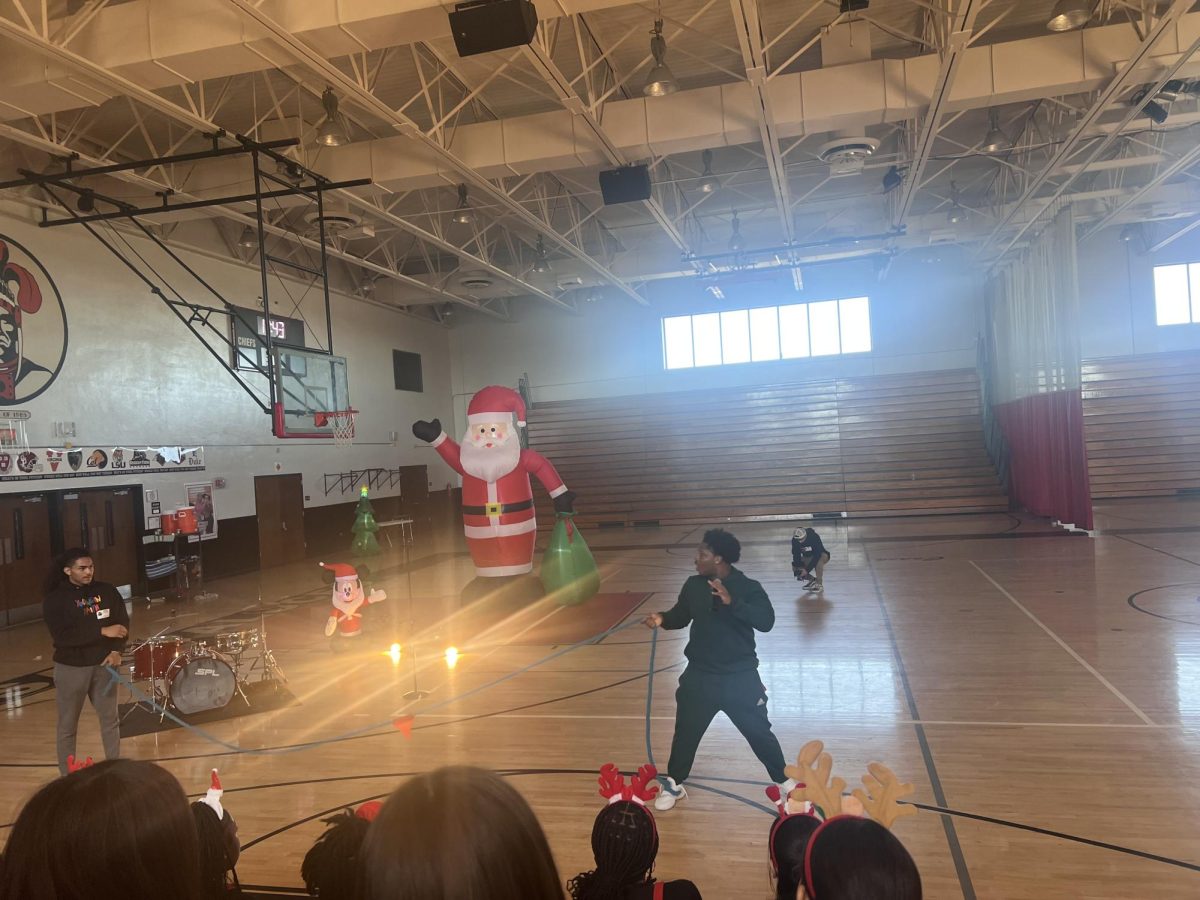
(462, 499, 534, 516)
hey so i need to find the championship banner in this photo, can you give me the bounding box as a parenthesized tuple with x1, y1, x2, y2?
(0, 446, 204, 481)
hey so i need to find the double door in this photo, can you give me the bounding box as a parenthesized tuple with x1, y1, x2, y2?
(0, 488, 140, 625)
(0, 494, 52, 624)
(59, 488, 139, 590)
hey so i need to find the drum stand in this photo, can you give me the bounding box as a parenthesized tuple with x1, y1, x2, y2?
(121, 629, 173, 721)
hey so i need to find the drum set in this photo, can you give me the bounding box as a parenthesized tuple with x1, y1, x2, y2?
(123, 622, 285, 718)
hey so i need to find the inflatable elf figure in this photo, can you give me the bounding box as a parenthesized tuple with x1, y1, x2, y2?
(350, 485, 381, 556)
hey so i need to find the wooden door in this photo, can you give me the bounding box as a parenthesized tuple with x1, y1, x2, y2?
(0, 493, 53, 625)
(255, 474, 306, 569)
(58, 488, 138, 592)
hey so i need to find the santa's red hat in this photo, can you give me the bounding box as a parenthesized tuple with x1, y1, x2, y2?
(467, 385, 526, 428)
(320, 561, 358, 581)
(203, 769, 224, 819)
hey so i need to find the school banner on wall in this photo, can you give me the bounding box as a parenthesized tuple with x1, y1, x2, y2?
(0, 446, 205, 481)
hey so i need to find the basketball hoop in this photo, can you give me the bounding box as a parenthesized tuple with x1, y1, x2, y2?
(314, 408, 358, 447)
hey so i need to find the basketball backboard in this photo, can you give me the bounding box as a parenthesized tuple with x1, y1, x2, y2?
(271, 348, 351, 439)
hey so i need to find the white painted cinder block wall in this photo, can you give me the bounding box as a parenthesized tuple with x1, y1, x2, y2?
(0, 210, 457, 514)
(448, 249, 985, 434)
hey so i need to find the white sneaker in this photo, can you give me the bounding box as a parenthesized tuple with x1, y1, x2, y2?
(654, 776, 686, 811)
(808, 581, 823, 593)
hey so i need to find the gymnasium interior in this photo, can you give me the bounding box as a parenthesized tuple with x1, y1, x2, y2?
(2, 1, 1200, 898)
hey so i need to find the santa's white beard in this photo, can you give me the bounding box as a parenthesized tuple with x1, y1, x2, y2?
(460, 433, 521, 482)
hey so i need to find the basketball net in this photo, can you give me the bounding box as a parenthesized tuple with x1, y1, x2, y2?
(314, 409, 357, 448)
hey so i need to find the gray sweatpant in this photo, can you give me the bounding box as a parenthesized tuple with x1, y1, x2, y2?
(54, 661, 120, 775)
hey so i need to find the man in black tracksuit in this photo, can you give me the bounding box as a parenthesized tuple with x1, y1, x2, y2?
(43, 548, 129, 774)
(644, 528, 794, 811)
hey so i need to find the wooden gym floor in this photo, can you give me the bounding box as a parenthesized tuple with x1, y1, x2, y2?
(3, 500, 1200, 898)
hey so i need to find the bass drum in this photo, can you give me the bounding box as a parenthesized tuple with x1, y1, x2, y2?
(166, 651, 236, 715)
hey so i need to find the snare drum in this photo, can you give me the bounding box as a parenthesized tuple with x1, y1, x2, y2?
(214, 628, 259, 656)
(131, 636, 186, 680)
(166, 650, 236, 714)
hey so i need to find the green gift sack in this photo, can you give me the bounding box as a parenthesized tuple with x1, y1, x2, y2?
(540, 512, 601, 606)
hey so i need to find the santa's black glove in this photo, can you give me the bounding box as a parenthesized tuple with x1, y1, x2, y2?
(412, 419, 442, 443)
(553, 490, 577, 514)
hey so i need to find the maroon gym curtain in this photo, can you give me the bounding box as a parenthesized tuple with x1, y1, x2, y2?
(985, 209, 1093, 530)
(992, 391, 1092, 529)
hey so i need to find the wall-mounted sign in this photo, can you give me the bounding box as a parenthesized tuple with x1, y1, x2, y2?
(0, 446, 204, 481)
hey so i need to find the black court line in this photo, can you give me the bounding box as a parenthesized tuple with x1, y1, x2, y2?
(1110, 534, 1200, 569)
(0, 660, 688, 768)
(864, 549, 977, 900)
(1126, 583, 1200, 628)
(1098, 525, 1200, 536)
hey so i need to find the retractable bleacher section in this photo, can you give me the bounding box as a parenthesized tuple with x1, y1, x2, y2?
(528, 368, 1007, 526)
(1082, 350, 1200, 499)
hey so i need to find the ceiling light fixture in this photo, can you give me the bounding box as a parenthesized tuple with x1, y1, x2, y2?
(315, 86, 349, 147)
(698, 149, 721, 194)
(237, 224, 258, 248)
(643, 19, 678, 97)
(981, 109, 1012, 154)
(450, 183, 475, 226)
(728, 210, 746, 253)
(1046, 0, 1090, 33)
(76, 190, 95, 213)
(947, 181, 966, 225)
(532, 235, 551, 273)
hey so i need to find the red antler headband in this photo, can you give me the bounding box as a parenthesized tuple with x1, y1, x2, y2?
(597, 763, 659, 806)
(66, 754, 93, 773)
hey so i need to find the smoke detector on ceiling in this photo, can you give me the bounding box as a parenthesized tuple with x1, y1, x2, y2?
(817, 136, 880, 177)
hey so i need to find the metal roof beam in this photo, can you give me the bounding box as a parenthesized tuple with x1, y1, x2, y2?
(224, 0, 648, 309)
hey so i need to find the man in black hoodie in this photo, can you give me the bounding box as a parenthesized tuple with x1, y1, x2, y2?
(42, 548, 129, 774)
(643, 528, 794, 811)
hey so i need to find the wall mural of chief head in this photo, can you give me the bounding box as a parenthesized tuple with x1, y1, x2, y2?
(0, 236, 67, 404)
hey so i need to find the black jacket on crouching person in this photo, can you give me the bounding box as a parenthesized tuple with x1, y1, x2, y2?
(791, 528, 829, 573)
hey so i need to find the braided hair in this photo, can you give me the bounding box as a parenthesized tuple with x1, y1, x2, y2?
(301, 809, 372, 900)
(567, 800, 659, 900)
(190, 802, 241, 900)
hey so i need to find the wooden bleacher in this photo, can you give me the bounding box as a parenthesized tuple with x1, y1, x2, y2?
(1082, 350, 1200, 499)
(527, 369, 1007, 526)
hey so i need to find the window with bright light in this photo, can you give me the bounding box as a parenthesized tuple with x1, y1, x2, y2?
(662, 298, 871, 370)
(1153, 263, 1200, 325)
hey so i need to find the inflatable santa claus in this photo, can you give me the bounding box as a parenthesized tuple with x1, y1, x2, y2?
(412, 385, 575, 578)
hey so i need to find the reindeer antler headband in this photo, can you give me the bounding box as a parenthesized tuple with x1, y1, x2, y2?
(597, 763, 659, 806)
(769, 740, 918, 889)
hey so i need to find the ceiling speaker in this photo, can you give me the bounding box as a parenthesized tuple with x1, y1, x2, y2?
(599, 165, 652, 205)
(449, 0, 538, 58)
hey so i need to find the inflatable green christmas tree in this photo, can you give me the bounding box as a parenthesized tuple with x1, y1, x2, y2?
(350, 485, 381, 556)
